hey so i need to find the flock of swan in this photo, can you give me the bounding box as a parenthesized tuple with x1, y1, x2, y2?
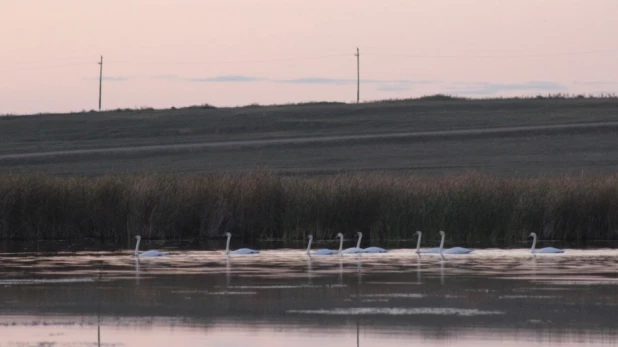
(133, 231, 565, 258)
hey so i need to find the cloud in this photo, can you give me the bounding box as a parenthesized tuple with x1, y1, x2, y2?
(572, 80, 616, 86)
(276, 77, 356, 85)
(275, 77, 437, 85)
(377, 84, 413, 92)
(82, 76, 128, 81)
(103, 76, 128, 81)
(188, 75, 264, 82)
(447, 81, 566, 95)
(368, 79, 436, 85)
(152, 74, 180, 80)
(165, 74, 439, 86)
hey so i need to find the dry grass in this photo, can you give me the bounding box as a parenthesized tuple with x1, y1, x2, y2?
(0, 172, 616, 244)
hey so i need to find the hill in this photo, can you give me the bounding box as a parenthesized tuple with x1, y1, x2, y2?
(1, 96, 618, 176)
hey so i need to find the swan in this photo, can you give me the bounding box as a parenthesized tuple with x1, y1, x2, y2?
(362, 234, 388, 253)
(438, 231, 472, 254)
(336, 232, 344, 254)
(529, 232, 564, 254)
(225, 232, 259, 255)
(342, 232, 364, 254)
(133, 235, 168, 257)
(306, 235, 338, 255)
(363, 245, 388, 253)
(414, 231, 440, 254)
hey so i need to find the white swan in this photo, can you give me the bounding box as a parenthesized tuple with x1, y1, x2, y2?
(342, 232, 364, 254)
(362, 234, 388, 253)
(414, 231, 440, 254)
(529, 232, 564, 254)
(363, 245, 388, 253)
(438, 231, 472, 254)
(225, 232, 259, 255)
(306, 235, 338, 255)
(133, 235, 168, 257)
(335, 232, 344, 254)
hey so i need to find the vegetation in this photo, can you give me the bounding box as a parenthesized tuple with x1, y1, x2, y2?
(0, 172, 616, 245)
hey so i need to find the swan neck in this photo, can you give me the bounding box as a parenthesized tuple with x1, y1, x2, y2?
(530, 234, 537, 252)
(439, 233, 445, 253)
(415, 233, 421, 252)
(338, 235, 343, 253)
(356, 234, 362, 248)
(306, 237, 312, 254)
(134, 238, 140, 256)
(225, 234, 231, 255)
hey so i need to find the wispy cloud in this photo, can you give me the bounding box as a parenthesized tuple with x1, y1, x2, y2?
(276, 77, 436, 85)
(573, 80, 616, 86)
(377, 84, 413, 92)
(155, 74, 439, 86)
(104, 76, 128, 81)
(83, 76, 128, 81)
(447, 81, 566, 95)
(188, 75, 264, 82)
(276, 77, 356, 85)
(367, 79, 436, 85)
(152, 74, 180, 80)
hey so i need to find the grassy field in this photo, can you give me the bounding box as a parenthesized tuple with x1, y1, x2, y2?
(1, 96, 618, 175)
(1, 96, 617, 243)
(0, 172, 617, 244)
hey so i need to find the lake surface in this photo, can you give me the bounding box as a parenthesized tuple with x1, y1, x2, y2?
(0, 249, 617, 346)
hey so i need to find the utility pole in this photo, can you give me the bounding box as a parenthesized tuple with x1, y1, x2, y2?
(98, 55, 103, 111)
(355, 47, 360, 103)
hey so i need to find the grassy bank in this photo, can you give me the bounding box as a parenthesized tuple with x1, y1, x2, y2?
(0, 172, 617, 245)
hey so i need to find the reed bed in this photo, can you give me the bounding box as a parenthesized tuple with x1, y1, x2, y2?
(0, 172, 616, 244)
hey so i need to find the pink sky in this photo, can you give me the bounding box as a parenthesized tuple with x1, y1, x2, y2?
(1, 0, 617, 114)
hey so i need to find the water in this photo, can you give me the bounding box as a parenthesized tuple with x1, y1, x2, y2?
(0, 249, 617, 346)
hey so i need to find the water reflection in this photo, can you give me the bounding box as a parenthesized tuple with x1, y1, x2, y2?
(226, 255, 231, 287)
(306, 255, 313, 285)
(97, 268, 101, 347)
(357, 320, 360, 347)
(356, 255, 362, 285)
(440, 257, 444, 285)
(339, 255, 343, 286)
(134, 257, 140, 283)
(0, 249, 616, 346)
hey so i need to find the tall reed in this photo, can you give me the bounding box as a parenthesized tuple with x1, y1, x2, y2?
(0, 172, 616, 244)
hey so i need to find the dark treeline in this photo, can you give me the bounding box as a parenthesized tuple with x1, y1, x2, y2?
(0, 172, 616, 244)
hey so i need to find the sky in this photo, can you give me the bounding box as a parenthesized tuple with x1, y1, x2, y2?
(1, 0, 617, 114)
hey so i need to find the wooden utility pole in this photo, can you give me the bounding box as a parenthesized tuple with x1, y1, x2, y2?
(355, 47, 360, 103)
(98, 55, 103, 111)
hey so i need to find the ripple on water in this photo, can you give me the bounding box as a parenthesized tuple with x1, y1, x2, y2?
(172, 290, 257, 295)
(541, 280, 618, 286)
(0, 278, 95, 285)
(226, 284, 345, 289)
(498, 295, 560, 299)
(351, 293, 424, 298)
(287, 308, 504, 316)
(360, 299, 390, 303)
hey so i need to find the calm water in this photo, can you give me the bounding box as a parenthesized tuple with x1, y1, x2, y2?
(0, 249, 617, 346)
